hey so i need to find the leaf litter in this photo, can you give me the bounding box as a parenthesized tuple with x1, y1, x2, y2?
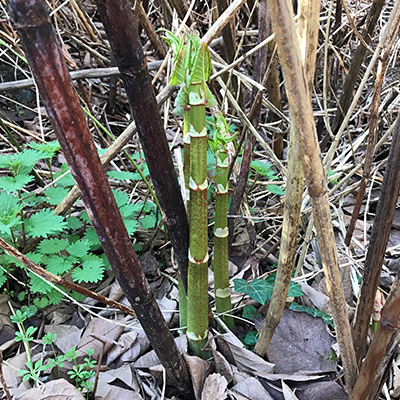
(0, 0, 400, 399)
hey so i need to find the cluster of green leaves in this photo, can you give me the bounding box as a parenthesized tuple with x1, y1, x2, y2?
(0, 142, 155, 309)
(250, 160, 285, 195)
(11, 310, 95, 396)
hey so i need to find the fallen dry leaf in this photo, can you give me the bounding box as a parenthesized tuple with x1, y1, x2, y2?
(266, 309, 336, 374)
(16, 378, 84, 400)
(201, 373, 228, 400)
(231, 376, 274, 400)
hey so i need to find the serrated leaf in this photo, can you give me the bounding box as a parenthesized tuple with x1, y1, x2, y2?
(37, 238, 69, 255)
(250, 160, 278, 179)
(111, 189, 129, 207)
(28, 141, 60, 157)
(53, 164, 75, 188)
(100, 253, 112, 271)
(44, 186, 69, 205)
(108, 171, 138, 181)
(140, 214, 156, 229)
(0, 149, 44, 175)
(29, 273, 52, 294)
(45, 255, 76, 275)
(65, 216, 81, 230)
(80, 211, 91, 223)
(266, 184, 285, 196)
(71, 259, 104, 283)
(66, 240, 90, 258)
(83, 228, 101, 250)
(0, 174, 33, 192)
(0, 190, 23, 234)
(0, 271, 6, 289)
(47, 288, 65, 305)
(120, 202, 142, 218)
(21, 195, 45, 206)
(124, 219, 139, 235)
(142, 201, 156, 213)
(25, 209, 67, 238)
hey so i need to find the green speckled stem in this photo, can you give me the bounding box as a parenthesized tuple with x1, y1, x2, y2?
(213, 149, 233, 329)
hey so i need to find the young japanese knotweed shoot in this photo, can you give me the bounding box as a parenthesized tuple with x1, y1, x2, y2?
(164, 30, 217, 357)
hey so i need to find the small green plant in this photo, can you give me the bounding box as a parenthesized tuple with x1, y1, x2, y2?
(65, 347, 96, 393)
(241, 305, 262, 348)
(250, 160, 285, 195)
(11, 310, 95, 394)
(0, 141, 155, 308)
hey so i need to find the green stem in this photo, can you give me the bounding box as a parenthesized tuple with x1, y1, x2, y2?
(213, 147, 233, 329)
(186, 83, 210, 358)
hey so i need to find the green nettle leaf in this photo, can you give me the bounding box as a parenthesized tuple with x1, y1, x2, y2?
(108, 170, 148, 182)
(44, 186, 69, 205)
(28, 140, 60, 157)
(0, 190, 23, 233)
(45, 255, 77, 275)
(0, 271, 7, 289)
(47, 288, 65, 305)
(29, 273, 53, 294)
(140, 214, 156, 230)
(0, 174, 34, 192)
(250, 160, 278, 180)
(142, 201, 156, 214)
(100, 253, 112, 271)
(65, 216, 81, 230)
(37, 238, 69, 255)
(83, 228, 101, 250)
(266, 184, 285, 196)
(108, 171, 135, 181)
(21, 195, 45, 207)
(124, 219, 139, 236)
(53, 164, 75, 188)
(66, 240, 90, 258)
(120, 202, 142, 218)
(0, 149, 44, 176)
(112, 189, 130, 207)
(79, 211, 91, 224)
(25, 209, 67, 238)
(71, 259, 104, 283)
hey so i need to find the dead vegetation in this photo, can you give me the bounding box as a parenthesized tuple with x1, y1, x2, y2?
(0, 0, 400, 399)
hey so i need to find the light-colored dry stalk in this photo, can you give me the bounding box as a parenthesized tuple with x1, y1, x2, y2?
(265, 0, 357, 391)
(254, 0, 319, 356)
